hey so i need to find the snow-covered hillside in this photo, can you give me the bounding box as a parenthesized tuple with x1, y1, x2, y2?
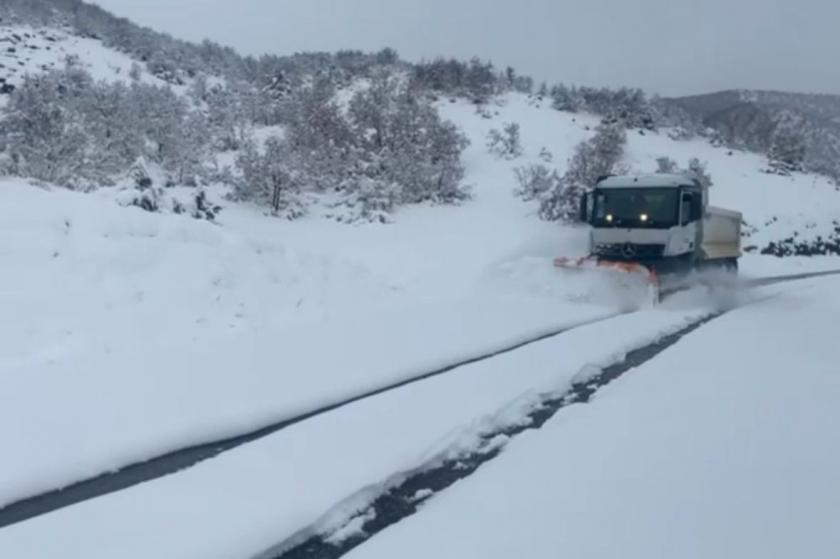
(0, 24, 170, 99)
(441, 94, 840, 253)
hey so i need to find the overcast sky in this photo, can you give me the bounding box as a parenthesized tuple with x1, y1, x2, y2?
(91, 0, 838, 96)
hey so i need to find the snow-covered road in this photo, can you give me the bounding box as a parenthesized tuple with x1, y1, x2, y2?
(2, 275, 833, 559)
(0, 303, 716, 558)
(5, 265, 837, 534)
(345, 275, 840, 559)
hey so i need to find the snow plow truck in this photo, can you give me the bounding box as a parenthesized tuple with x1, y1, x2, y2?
(555, 173, 742, 300)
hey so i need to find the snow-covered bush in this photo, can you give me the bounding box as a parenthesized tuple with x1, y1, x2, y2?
(487, 122, 523, 160)
(667, 127, 696, 141)
(539, 147, 553, 162)
(655, 157, 713, 188)
(656, 157, 679, 174)
(687, 158, 713, 188)
(475, 104, 493, 120)
(117, 162, 222, 219)
(514, 164, 561, 202)
(760, 222, 840, 256)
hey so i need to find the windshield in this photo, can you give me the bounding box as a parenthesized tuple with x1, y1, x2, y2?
(592, 188, 679, 228)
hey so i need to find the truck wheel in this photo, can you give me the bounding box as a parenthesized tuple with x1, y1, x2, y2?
(724, 258, 739, 275)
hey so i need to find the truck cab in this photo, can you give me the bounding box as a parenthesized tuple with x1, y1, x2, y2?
(581, 173, 740, 274)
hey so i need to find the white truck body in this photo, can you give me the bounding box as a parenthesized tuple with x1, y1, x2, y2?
(702, 206, 742, 261)
(583, 173, 742, 273)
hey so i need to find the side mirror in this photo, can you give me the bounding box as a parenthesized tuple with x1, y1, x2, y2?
(579, 192, 589, 223)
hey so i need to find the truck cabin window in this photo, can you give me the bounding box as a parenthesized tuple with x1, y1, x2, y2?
(681, 192, 692, 225)
(593, 188, 679, 228)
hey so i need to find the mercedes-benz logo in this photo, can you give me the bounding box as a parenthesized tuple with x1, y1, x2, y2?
(621, 243, 637, 258)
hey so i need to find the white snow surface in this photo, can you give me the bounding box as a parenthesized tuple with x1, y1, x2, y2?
(347, 275, 840, 559)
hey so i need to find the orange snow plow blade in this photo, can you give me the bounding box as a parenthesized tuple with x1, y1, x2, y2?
(554, 257, 660, 303)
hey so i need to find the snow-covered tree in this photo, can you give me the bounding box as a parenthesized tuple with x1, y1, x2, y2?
(411, 57, 500, 102)
(1, 66, 105, 187)
(288, 77, 355, 192)
(538, 123, 626, 221)
(464, 58, 497, 102)
(346, 74, 470, 211)
(2, 75, 87, 186)
(170, 111, 212, 185)
(204, 83, 251, 151)
(235, 135, 303, 217)
(1, 65, 213, 188)
(550, 84, 582, 112)
(767, 110, 806, 174)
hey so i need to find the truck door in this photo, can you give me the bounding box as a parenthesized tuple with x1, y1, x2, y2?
(673, 190, 701, 257)
(683, 190, 704, 257)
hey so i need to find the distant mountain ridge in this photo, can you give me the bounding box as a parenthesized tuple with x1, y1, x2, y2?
(664, 89, 840, 180)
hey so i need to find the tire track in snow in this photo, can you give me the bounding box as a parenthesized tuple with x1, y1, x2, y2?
(659, 268, 840, 299)
(265, 268, 840, 559)
(261, 314, 722, 559)
(745, 268, 840, 287)
(0, 314, 625, 529)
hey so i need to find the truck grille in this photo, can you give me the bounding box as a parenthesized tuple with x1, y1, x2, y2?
(594, 243, 665, 261)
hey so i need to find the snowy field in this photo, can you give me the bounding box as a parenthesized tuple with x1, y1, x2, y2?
(1, 29, 840, 559)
